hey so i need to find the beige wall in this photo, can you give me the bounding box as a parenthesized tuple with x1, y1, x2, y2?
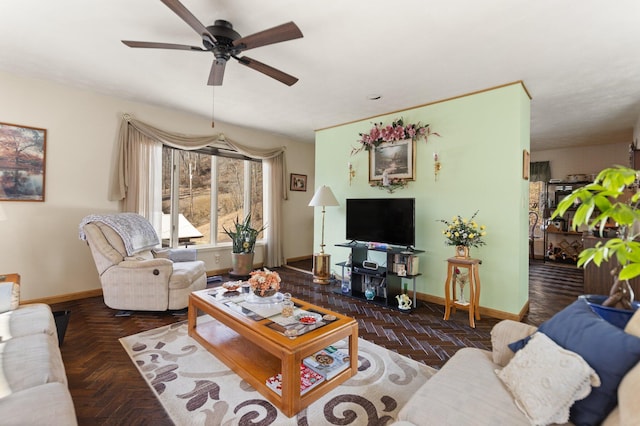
(0, 70, 314, 301)
(531, 142, 631, 180)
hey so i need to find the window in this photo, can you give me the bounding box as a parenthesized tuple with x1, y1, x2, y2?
(161, 146, 264, 247)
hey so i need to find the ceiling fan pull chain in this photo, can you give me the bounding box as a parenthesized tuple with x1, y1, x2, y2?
(211, 85, 215, 128)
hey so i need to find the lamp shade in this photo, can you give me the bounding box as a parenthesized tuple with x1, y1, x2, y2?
(308, 185, 339, 207)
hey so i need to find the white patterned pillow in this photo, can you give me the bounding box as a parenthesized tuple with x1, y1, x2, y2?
(496, 332, 601, 426)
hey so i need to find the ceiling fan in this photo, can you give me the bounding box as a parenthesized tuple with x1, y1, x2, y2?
(122, 0, 303, 86)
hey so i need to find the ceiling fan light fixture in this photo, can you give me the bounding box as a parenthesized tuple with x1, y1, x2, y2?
(124, 0, 302, 87)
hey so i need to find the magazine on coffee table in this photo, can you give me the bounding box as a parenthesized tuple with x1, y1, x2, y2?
(303, 345, 350, 380)
(265, 363, 325, 396)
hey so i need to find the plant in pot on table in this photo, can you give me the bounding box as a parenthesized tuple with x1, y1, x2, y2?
(553, 165, 640, 326)
(223, 213, 266, 277)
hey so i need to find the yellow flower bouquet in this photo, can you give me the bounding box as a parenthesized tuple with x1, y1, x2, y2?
(439, 210, 487, 248)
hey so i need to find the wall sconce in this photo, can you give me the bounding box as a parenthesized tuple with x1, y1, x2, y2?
(348, 162, 355, 185)
(434, 152, 441, 181)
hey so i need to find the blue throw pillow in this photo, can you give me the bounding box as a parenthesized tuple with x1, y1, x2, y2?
(509, 299, 640, 426)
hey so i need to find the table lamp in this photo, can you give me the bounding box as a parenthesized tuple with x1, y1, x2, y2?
(308, 185, 339, 284)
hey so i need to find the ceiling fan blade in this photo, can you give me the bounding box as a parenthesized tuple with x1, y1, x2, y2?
(122, 40, 206, 51)
(237, 56, 299, 86)
(160, 0, 215, 41)
(208, 59, 227, 86)
(233, 22, 303, 51)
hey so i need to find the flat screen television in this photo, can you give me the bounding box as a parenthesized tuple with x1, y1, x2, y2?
(346, 198, 415, 248)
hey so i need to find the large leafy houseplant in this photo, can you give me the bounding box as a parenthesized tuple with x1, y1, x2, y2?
(223, 214, 266, 254)
(553, 166, 639, 309)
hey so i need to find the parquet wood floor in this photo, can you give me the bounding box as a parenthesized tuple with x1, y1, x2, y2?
(50, 260, 581, 425)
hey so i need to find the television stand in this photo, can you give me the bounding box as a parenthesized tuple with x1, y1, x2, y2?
(335, 242, 423, 312)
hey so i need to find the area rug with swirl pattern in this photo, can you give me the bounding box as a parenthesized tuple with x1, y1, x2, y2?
(120, 318, 436, 425)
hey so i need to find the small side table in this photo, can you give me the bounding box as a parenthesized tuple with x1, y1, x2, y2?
(443, 257, 481, 328)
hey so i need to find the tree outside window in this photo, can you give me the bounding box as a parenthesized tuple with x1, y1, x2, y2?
(161, 147, 263, 247)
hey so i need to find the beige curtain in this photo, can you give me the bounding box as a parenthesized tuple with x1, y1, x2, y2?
(263, 154, 286, 267)
(110, 114, 288, 267)
(118, 124, 163, 232)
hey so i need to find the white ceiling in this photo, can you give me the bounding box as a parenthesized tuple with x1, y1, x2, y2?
(1, 0, 639, 150)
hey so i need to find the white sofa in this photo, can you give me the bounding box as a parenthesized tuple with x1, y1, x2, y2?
(0, 303, 77, 425)
(394, 301, 640, 426)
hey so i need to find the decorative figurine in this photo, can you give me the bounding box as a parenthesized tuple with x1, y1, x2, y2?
(365, 285, 376, 300)
(396, 293, 412, 310)
(382, 169, 390, 187)
(397, 263, 407, 276)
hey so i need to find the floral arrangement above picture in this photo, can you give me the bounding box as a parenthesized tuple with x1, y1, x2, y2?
(439, 210, 487, 248)
(352, 118, 437, 156)
(248, 268, 281, 297)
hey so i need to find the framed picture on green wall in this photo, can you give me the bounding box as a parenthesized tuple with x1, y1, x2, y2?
(369, 139, 415, 183)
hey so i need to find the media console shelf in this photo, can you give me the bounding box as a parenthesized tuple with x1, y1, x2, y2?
(334, 242, 423, 311)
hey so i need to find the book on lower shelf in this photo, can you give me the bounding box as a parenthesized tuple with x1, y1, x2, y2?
(265, 363, 325, 396)
(302, 345, 351, 380)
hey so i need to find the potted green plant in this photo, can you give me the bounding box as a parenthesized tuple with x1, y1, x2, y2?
(553, 165, 640, 325)
(223, 213, 266, 277)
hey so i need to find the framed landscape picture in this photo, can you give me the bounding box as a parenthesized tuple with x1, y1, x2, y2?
(290, 173, 307, 191)
(0, 122, 47, 201)
(369, 139, 415, 182)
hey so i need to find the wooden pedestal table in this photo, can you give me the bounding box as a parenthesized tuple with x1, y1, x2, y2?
(188, 289, 358, 417)
(443, 257, 481, 328)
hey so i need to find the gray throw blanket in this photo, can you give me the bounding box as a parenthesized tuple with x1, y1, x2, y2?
(79, 213, 160, 256)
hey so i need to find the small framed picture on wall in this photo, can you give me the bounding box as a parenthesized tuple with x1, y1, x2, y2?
(522, 149, 530, 180)
(290, 173, 307, 191)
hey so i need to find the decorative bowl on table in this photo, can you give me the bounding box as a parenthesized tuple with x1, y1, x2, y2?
(295, 312, 322, 325)
(222, 281, 242, 292)
(255, 288, 277, 298)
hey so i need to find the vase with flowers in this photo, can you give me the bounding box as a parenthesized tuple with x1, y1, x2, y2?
(439, 210, 487, 258)
(454, 267, 469, 304)
(248, 268, 281, 298)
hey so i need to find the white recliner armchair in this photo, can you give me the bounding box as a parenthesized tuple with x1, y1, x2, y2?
(80, 213, 207, 312)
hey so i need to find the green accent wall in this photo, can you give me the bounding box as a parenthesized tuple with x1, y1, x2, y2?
(314, 83, 530, 315)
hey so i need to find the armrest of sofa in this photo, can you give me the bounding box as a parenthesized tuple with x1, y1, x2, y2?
(490, 319, 537, 367)
(119, 258, 173, 269)
(617, 360, 640, 425)
(0, 273, 20, 313)
(105, 258, 174, 283)
(153, 248, 197, 262)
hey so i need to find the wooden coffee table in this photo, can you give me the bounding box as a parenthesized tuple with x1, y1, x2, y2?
(188, 288, 358, 417)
